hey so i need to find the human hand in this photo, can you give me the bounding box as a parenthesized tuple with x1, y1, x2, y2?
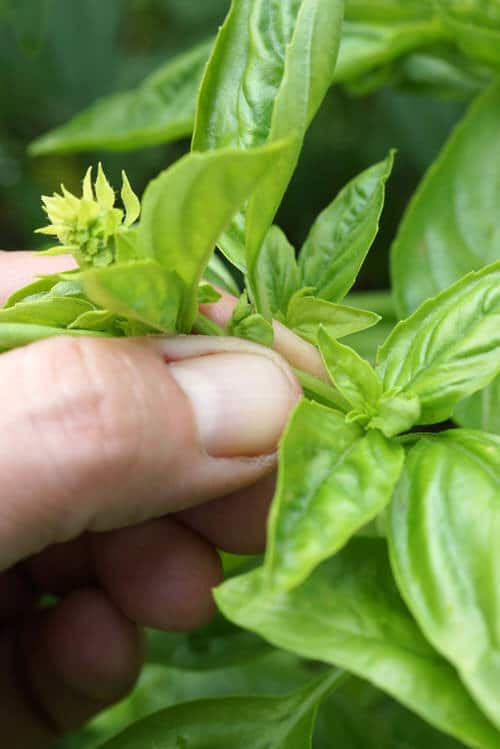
(0, 251, 305, 747)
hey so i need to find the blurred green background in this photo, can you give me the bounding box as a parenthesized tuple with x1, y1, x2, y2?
(0, 0, 466, 291)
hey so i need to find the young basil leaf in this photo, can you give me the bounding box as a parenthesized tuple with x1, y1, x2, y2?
(203, 253, 240, 297)
(67, 309, 119, 333)
(388, 430, 500, 732)
(197, 283, 222, 305)
(29, 41, 213, 155)
(81, 260, 185, 333)
(286, 295, 380, 346)
(265, 400, 404, 590)
(369, 390, 421, 438)
(216, 538, 500, 749)
(318, 326, 382, 412)
(299, 152, 394, 303)
(2, 274, 63, 308)
(0, 323, 105, 350)
(146, 613, 271, 671)
(0, 296, 94, 328)
(192, 0, 344, 277)
(253, 226, 299, 320)
(138, 141, 289, 331)
(377, 262, 500, 426)
(98, 670, 344, 749)
(227, 293, 274, 346)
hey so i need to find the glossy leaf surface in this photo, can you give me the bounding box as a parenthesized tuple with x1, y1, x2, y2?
(388, 430, 500, 730)
(265, 400, 403, 590)
(98, 670, 343, 749)
(253, 226, 299, 319)
(193, 0, 344, 275)
(377, 262, 500, 425)
(286, 295, 380, 346)
(139, 142, 287, 330)
(299, 152, 394, 302)
(216, 538, 500, 748)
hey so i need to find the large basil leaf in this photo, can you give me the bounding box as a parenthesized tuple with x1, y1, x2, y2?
(390, 81, 500, 432)
(391, 80, 500, 318)
(388, 430, 500, 732)
(138, 142, 288, 330)
(192, 0, 344, 278)
(299, 152, 394, 303)
(377, 262, 500, 426)
(29, 41, 212, 155)
(265, 400, 403, 590)
(98, 670, 344, 749)
(216, 538, 500, 748)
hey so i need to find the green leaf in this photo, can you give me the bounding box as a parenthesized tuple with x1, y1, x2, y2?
(286, 295, 380, 346)
(334, 19, 446, 85)
(216, 539, 500, 748)
(265, 400, 404, 590)
(98, 670, 344, 749)
(68, 309, 119, 333)
(81, 260, 184, 334)
(319, 327, 382, 412)
(203, 253, 240, 297)
(454, 381, 500, 435)
(146, 614, 270, 672)
(138, 142, 289, 331)
(0, 296, 93, 328)
(437, 3, 500, 68)
(391, 79, 500, 318)
(388, 430, 500, 731)
(299, 152, 394, 302)
(253, 226, 299, 319)
(391, 79, 500, 433)
(0, 323, 105, 350)
(197, 283, 222, 305)
(29, 41, 213, 155)
(192, 0, 344, 277)
(227, 293, 274, 346)
(377, 262, 500, 426)
(3, 274, 65, 308)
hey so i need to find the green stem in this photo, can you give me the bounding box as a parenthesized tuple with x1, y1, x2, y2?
(295, 369, 350, 412)
(192, 313, 226, 336)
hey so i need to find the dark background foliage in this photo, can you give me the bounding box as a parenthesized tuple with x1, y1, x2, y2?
(0, 0, 465, 291)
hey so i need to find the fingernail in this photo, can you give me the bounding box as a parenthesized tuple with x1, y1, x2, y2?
(169, 350, 301, 458)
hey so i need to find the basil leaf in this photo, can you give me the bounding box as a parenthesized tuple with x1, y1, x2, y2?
(203, 253, 240, 297)
(335, 20, 445, 85)
(68, 309, 119, 333)
(377, 262, 500, 426)
(98, 670, 344, 749)
(0, 323, 105, 350)
(216, 539, 500, 748)
(138, 142, 288, 331)
(0, 296, 93, 328)
(454, 384, 500, 436)
(265, 400, 404, 590)
(319, 327, 382, 412)
(146, 614, 270, 671)
(253, 226, 299, 319)
(29, 41, 212, 155)
(286, 295, 380, 346)
(388, 430, 500, 732)
(193, 0, 344, 276)
(82, 260, 184, 333)
(3, 274, 63, 308)
(299, 152, 394, 303)
(391, 80, 500, 433)
(438, 3, 500, 68)
(391, 80, 500, 318)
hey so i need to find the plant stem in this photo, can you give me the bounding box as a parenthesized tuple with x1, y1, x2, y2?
(193, 313, 226, 336)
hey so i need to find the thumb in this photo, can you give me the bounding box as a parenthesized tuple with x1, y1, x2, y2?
(0, 334, 301, 571)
